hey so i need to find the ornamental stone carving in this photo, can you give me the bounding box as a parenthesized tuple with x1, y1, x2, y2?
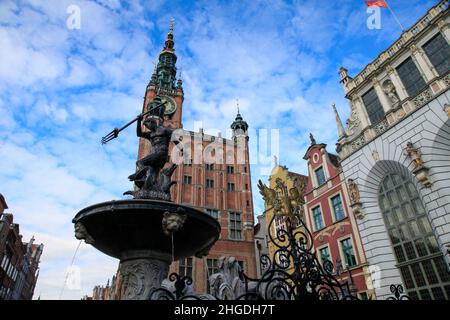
(346, 109, 361, 136)
(444, 74, 450, 88)
(444, 104, 450, 118)
(350, 135, 365, 151)
(382, 79, 400, 105)
(119, 258, 169, 300)
(405, 142, 425, 170)
(209, 256, 245, 299)
(74, 222, 94, 244)
(372, 150, 380, 161)
(373, 119, 389, 135)
(404, 142, 432, 187)
(162, 209, 187, 236)
(347, 179, 365, 219)
(412, 88, 433, 108)
(347, 179, 360, 204)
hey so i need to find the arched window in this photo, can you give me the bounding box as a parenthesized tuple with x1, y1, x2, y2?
(378, 173, 450, 299)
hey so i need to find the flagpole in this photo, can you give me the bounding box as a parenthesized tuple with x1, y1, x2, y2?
(385, 1, 405, 32)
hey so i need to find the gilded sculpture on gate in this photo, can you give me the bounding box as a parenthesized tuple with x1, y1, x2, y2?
(257, 177, 306, 222)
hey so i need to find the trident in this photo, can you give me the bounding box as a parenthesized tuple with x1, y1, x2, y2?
(101, 101, 167, 145)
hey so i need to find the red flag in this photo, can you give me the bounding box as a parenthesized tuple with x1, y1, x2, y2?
(365, 0, 388, 8)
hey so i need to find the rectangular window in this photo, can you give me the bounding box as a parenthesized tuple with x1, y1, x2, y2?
(185, 158, 193, 166)
(319, 246, 331, 265)
(396, 57, 427, 97)
(227, 166, 234, 174)
(422, 32, 450, 76)
(205, 208, 219, 219)
(183, 175, 192, 184)
(227, 182, 235, 191)
(179, 258, 193, 277)
(341, 238, 357, 267)
(331, 194, 345, 221)
(206, 179, 214, 188)
(206, 164, 214, 171)
(362, 87, 385, 125)
(312, 206, 324, 230)
(229, 212, 242, 240)
(315, 167, 326, 186)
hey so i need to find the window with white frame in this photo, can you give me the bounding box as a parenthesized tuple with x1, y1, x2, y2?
(315, 167, 326, 186)
(319, 246, 331, 265)
(340, 238, 357, 268)
(312, 206, 324, 231)
(331, 194, 345, 221)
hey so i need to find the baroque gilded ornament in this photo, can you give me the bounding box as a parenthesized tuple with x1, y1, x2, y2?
(404, 142, 432, 187)
(444, 103, 450, 118)
(257, 177, 305, 221)
(347, 179, 365, 219)
(372, 150, 380, 161)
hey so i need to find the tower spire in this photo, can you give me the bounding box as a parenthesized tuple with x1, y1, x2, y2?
(231, 106, 249, 136)
(332, 103, 347, 138)
(309, 133, 316, 145)
(153, 18, 178, 89)
(163, 18, 175, 52)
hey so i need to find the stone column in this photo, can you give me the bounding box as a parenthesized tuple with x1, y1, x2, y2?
(372, 77, 392, 113)
(410, 44, 438, 81)
(119, 250, 171, 300)
(437, 19, 450, 43)
(352, 97, 370, 129)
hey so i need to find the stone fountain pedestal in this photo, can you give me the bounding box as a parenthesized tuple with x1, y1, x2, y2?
(73, 199, 220, 300)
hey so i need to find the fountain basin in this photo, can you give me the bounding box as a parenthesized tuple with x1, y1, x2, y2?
(72, 199, 220, 261)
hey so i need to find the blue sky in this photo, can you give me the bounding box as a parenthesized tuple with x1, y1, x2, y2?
(0, 0, 438, 299)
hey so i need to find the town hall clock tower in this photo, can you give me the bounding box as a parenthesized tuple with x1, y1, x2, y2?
(137, 20, 184, 161)
(134, 21, 257, 294)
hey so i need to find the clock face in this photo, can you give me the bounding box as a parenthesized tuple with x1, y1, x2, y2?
(160, 96, 177, 115)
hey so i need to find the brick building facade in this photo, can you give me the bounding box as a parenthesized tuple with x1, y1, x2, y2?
(0, 194, 43, 300)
